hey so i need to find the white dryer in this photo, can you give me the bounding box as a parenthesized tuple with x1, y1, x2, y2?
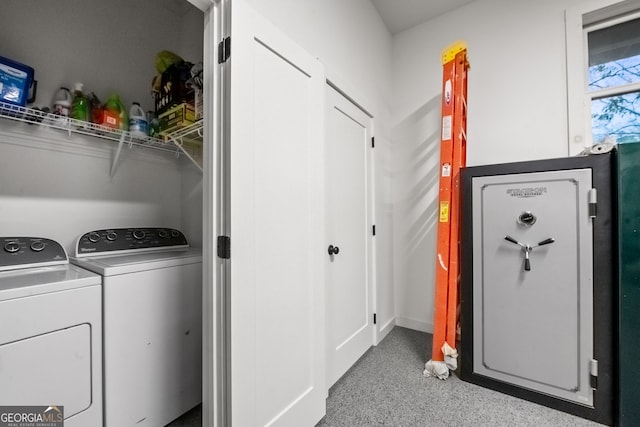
(0, 237, 102, 427)
(71, 227, 202, 427)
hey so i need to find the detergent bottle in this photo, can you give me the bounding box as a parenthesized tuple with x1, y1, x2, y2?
(102, 93, 122, 129)
(52, 87, 72, 117)
(129, 102, 148, 138)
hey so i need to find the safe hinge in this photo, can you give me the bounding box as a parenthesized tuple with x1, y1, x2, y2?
(217, 235, 231, 259)
(218, 36, 231, 64)
(590, 359, 598, 389)
(588, 188, 597, 219)
(371, 137, 375, 148)
(373, 313, 377, 324)
(373, 225, 376, 236)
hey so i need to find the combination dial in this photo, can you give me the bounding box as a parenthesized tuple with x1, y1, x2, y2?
(517, 211, 537, 227)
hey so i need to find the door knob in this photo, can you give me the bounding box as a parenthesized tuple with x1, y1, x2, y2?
(328, 245, 340, 256)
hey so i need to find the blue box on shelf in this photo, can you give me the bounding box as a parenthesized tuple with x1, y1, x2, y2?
(0, 56, 35, 107)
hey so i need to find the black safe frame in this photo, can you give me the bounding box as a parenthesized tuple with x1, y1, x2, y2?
(458, 153, 616, 426)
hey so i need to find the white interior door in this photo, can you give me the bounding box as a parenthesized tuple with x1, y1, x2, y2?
(228, 0, 326, 425)
(325, 85, 373, 388)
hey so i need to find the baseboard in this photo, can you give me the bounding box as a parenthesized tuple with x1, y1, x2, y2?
(375, 318, 395, 345)
(395, 316, 433, 334)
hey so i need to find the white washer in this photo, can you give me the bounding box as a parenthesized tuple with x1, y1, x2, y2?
(0, 237, 102, 427)
(71, 227, 202, 427)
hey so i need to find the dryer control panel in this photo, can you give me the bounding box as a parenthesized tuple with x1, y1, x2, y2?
(0, 237, 68, 271)
(75, 228, 189, 257)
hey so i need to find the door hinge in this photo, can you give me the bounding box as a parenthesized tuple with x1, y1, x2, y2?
(217, 235, 231, 259)
(590, 359, 598, 389)
(589, 188, 597, 219)
(373, 225, 376, 236)
(373, 313, 377, 324)
(371, 137, 375, 148)
(218, 36, 231, 64)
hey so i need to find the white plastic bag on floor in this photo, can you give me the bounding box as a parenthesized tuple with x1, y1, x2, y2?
(423, 342, 458, 380)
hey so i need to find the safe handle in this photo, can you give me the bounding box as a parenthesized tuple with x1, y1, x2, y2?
(504, 235, 523, 246)
(536, 237, 555, 246)
(505, 235, 554, 272)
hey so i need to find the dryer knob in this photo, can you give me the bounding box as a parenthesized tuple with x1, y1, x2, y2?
(4, 241, 20, 253)
(106, 231, 118, 241)
(158, 230, 168, 238)
(30, 241, 46, 252)
(170, 230, 180, 238)
(88, 232, 101, 243)
(133, 229, 146, 240)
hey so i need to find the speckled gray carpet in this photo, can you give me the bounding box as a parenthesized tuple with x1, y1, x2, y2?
(316, 327, 604, 427)
(166, 326, 604, 426)
(165, 403, 202, 427)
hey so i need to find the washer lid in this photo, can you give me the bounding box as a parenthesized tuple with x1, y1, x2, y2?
(70, 248, 202, 276)
(0, 264, 101, 301)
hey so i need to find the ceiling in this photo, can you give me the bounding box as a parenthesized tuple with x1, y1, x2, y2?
(370, 0, 476, 35)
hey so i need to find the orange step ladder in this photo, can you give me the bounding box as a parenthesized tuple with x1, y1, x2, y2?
(427, 41, 469, 376)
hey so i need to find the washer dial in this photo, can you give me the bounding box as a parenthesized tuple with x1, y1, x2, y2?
(4, 241, 20, 253)
(30, 241, 46, 252)
(132, 229, 146, 240)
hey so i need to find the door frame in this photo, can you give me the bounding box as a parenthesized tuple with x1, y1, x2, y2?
(199, 2, 383, 422)
(325, 74, 378, 350)
(195, 0, 225, 426)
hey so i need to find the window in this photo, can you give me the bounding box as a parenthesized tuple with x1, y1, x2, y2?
(587, 14, 640, 144)
(565, 0, 640, 155)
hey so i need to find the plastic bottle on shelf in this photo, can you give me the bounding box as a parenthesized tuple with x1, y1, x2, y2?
(102, 93, 122, 129)
(116, 96, 128, 131)
(88, 92, 103, 124)
(147, 110, 160, 138)
(70, 83, 89, 122)
(52, 87, 72, 117)
(129, 102, 148, 138)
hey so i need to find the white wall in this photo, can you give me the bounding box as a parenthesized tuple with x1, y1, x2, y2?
(0, 0, 204, 252)
(0, 125, 183, 252)
(391, 0, 588, 332)
(2, 0, 203, 114)
(243, 0, 396, 338)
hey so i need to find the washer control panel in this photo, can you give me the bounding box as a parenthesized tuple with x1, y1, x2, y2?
(0, 237, 68, 271)
(76, 228, 189, 256)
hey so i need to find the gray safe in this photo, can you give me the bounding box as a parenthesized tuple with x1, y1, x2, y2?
(459, 154, 614, 426)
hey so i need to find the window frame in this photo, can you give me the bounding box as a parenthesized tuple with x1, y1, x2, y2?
(565, 0, 640, 155)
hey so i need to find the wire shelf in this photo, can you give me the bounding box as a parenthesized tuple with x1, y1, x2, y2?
(0, 101, 179, 155)
(163, 120, 204, 171)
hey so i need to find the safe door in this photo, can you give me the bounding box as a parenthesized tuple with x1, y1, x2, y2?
(459, 154, 614, 426)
